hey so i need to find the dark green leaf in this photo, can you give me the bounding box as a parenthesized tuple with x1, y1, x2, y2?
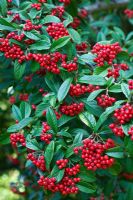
(78, 75, 106, 86)
(12, 105, 22, 121)
(68, 28, 81, 44)
(30, 38, 51, 50)
(121, 83, 130, 99)
(20, 102, 31, 118)
(43, 15, 60, 24)
(77, 182, 96, 194)
(51, 36, 70, 52)
(87, 89, 104, 101)
(57, 77, 72, 102)
(7, 117, 32, 132)
(46, 108, 58, 133)
(44, 141, 55, 170)
(14, 61, 26, 80)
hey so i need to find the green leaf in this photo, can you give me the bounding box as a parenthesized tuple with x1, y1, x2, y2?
(35, 103, 49, 117)
(108, 162, 122, 175)
(14, 61, 26, 80)
(65, 142, 82, 158)
(78, 75, 106, 86)
(13, 0, 20, 6)
(0, 133, 10, 145)
(95, 103, 121, 131)
(51, 36, 70, 52)
(46, 108, 58, 133)
(63, 12, 73, 27)
(68, 28, 81, 44)
(30, 38, 51, 50)
(58, 115, 75, 127)
(87, 89, 104, 101)
(7, 117, 32, 132)
(56, 169, 65, 182)
(121, 83, 130, 99)
(44, 141, 55, 170)
(26, 138, 41, 151)
(83, 100, 103, 117)
(24, 31, 40, 40)
(43, 15, 60, 24)
(0, 0, 7, 16)
(94, 65, 108, 76)
(78, 53, 96, 66)
(79, 112, 96, 129)
(0, 18, 18, 30)
(57, 77, 72, 102)
(12, 105, 22, 121)
(58, 131, 72, 138)
(106, 152, 124, 158)
(20, 102, 31, 118)
(77, 182, 96, 194)
(73, 132, 83, 144)
(79, 167, 96, 183)
(109, 84, 122, 93)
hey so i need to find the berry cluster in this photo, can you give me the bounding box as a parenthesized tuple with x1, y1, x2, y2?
(128, 127, 133, 140)
(0, 38, 25, 63)
(24, 75, 32, 82)
(56, 159, 68, 169)
(7, 0, 12, 3)
(124, 9, 133, 18)
(38, 0, 46, 2)
(61, 61, 78, 72)
(76, 42, 88, 52)
(109, 123, 124, 137)
(9, 96, 16, 104)
(23, 20, 42, 31)
(27, 153, 46, 171)
(70, 17, 81, 29)
(60, 103, 84, 116)
(19, 93, 29, 101)
(6, 32, 24, 41)
(26, 52, 64, 74)
(78, 9, 88, 18)
(58, 0, 71, 5)
(69, 84, 100, 97)
(128, 80, 133, 90)
(13, 13, 21, 21)
(32, 104, 36, 110)
(107, 63, 128, 79)
(65, 164, 80, 176)
(123, 172, 133, 180)
(40, 122, 52, 144)
(114, 103, 133, 124)
(73, 146, 83, 154)
(80, 138, 115, 171)
(54, 110, 62, 119)
(51, 6, 65, 18)
(92, 42, 122, 66)
(10, 133, 26, 147)
(46, 23, 69, 40)
(38, 176, 80, 195)
(97, 94, 116, 108)
(31, 3, 42, 10)
(36, 67, 46, 76)
(25, 39, 35, 45)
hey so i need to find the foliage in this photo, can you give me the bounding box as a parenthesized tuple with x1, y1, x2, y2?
(0, 0, 133, 200)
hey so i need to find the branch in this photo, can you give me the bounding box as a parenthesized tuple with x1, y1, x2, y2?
(86, 0, 129, 13)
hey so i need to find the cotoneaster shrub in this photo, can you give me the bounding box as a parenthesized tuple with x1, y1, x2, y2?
(0, 0, 133, 199)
